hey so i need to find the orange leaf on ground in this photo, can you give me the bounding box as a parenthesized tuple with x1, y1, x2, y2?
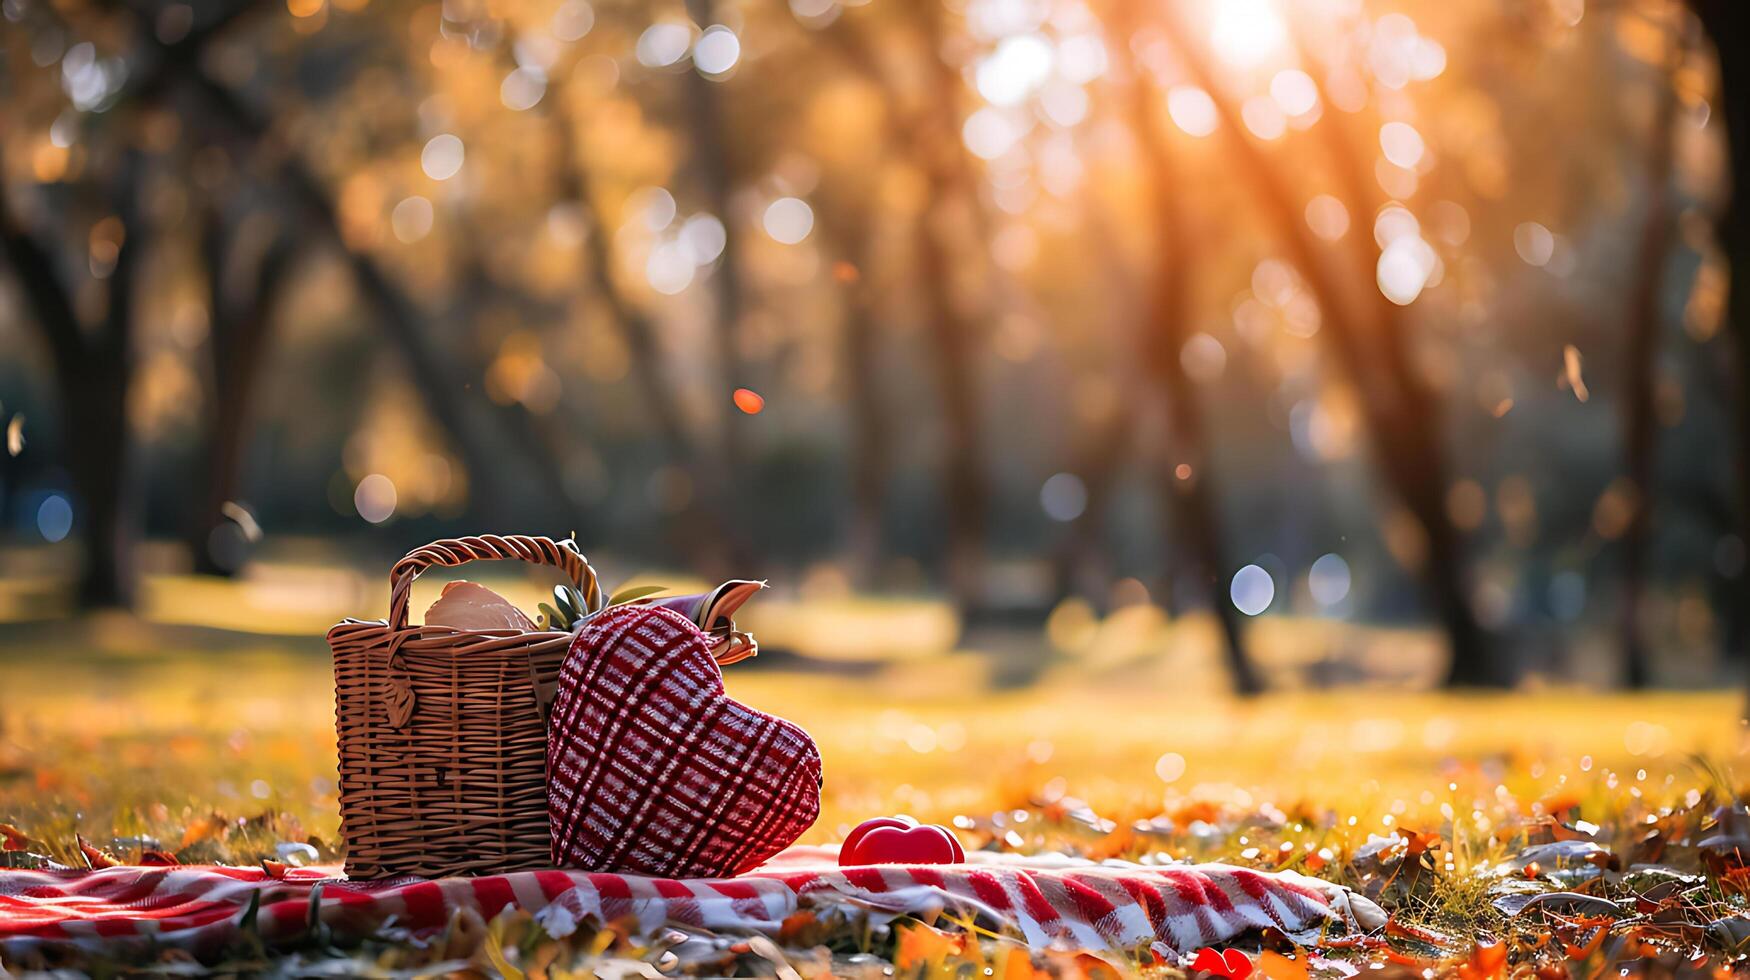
(1387, 918, 1457, 948)
(77, 835, 118, 869)
(775, 910, 817, 944)
(1564, 925, 1609, 961)
(1065, 952, 1126, 979)
(1084, 826, 1136, 861)
(1458, 940, 1507, 980)
(0, 823, 29, 851)
(1385, 953, 1441, 971)
(1257, 950, 1308, 980)
(1540, 794, 1582, 819)
(895, 922, 965, 972)
(1403, 829, 1443, 855)
(999, 947, 1043, 980)
(180, 814, 227, 850)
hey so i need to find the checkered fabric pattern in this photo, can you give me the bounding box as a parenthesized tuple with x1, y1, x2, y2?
(535, 848, 1386, 957)
(0, 850, 1385, 960)
(547, 605, 823, 879)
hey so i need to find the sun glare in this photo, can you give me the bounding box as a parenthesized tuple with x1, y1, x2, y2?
(1208, 0, 1288, 70)
(1167, 85, 1219, 137)
(975, 33, 1055, 106)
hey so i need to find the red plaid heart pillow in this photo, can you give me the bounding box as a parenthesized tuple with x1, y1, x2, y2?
(547, 605, 822, 878)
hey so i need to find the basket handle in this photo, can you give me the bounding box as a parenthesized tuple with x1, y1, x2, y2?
(387, 534, 601, 630)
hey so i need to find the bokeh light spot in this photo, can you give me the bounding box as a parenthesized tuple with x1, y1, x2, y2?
(1040, 472, 1088, 522)
(1231, 564, 1275, 616)
(391, 196, 434, 243)
(1514, 221, 1555, 267)
(630, 186, 677, 232)
(1180, 333, 1227, 383)
(646, 240, 695, 294)
(36, 494, 72, 542)
(1154, 752, 1187, 783)
(680, 213, 727, 264)
(1373, 205, 1421, 249)
(976, 33, 1054, 106)
(1210, 0, 1286, 68)
(551, 0, 594, 41)
(1377, 235, 1437, 305)
(500, 66, 547, 110)
(963, 107, 1025, 159)
(788, 0, 833, 23)
(1379, 121, 1426, 169)
(1040, 82, 1088, 127)
(1055, 33, 1107, 83)
(763, 197, 814, 244)
(1167, 86, 1218, 138)
(1306, 194, 1350, 241)
(420, 134, 464, 181)
(635, 22, 692, 68)
(693, 25, 740, 75)
(353, 474, 397, 524)
(1269, 69, 1318, 116)
(733, 388, 765, 415)
(1241, 96, 1287, 140)
(1309, 553, 1352, 607)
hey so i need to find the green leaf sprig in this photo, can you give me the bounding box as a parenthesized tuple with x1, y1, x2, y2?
(539, 582, 668, 631)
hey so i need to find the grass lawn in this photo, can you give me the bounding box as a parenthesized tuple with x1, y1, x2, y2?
(1, 564, 1746, 974)
(4, 618, 1742, 858)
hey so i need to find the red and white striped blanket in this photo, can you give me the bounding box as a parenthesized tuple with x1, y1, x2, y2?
(0, 847, 1383, 961)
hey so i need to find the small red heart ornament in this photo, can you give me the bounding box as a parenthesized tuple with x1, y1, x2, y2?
(839, 816, 965, 865)
(1188, 947, 1253, 980)
(547, 605, 823, 878)
(840, 816, 913, 858)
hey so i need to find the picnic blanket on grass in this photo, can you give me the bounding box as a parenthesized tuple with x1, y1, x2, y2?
(0, 847, 1384, 961)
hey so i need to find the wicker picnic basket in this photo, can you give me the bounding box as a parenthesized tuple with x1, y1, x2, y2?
(327, 534, 600, 879)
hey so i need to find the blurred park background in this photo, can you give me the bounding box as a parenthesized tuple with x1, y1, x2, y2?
(6, 0, 1750, 820)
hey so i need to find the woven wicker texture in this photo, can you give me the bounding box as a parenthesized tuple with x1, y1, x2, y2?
(329, 534, 599, 878)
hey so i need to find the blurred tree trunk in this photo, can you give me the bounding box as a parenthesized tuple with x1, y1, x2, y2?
(819, 8, 991, 609)
(551, 77, 736, 572)
(125, 0, 583, 538)
(841, 276, 891, 581)
(450, 253, 601, 536)
(1050, 409, 1133, 608)
(682, 0, 751, 525)
(187, 208, 296, 576)
(1163, 15, 1502, 686)
(1686, 0, 1750, 702)
(552, 91, 697, 474)
(1319, 160, 1494, 687)
(0, 153, 147, 608)
(180, 72, 542, 527)
(912, 2, 992, 613)
(913, 200, 990, 611)
(1114, 30, 1263, 695)
(1048, 191, 1143, 609)
(9, 0, 257, 606)
(1285, 38, 1500, 688)
(813, 207, 892, 584)
(1619, 31, 1684, 689)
